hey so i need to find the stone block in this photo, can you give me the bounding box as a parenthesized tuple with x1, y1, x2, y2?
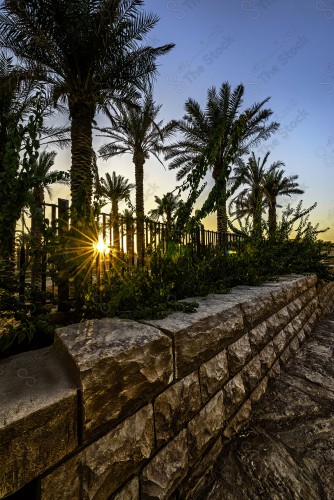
(242, 356, 262, 392)
(82, 405, 154, 499)
(290, 337, 300, 354)
(40, 454, 81, 500)
(286, 297, 303, 320)
(114, 478, 139, 500)
(223, 400, 252, 439)
(273, 330, 287, 354)
(269, 360, 281, 379)
(238, 292, 274, 328)
(280, 346, 292, 365)
(55, 318, 173, 439)
(265, 307, 290, 338)
(143, 297, 243, 377)
(0, 346, 78, 498)
(187, 391, 225, 465)
(177, 438, 223, 500)
(250, 377, 268, 402)
(227, 334, 252, 376)
(248, 322, 270, 354)
(223, 373, 246, 420)
(290, 314, 303, 336)
(259, 342, 276, 373)
(297, 329, 306, 344)
(141, 429, 188, 499)
(284, 322, 296, 342)
(199, 349, 229, 402)
(300, 286, 317, 307)
(154, 372, 201, 446)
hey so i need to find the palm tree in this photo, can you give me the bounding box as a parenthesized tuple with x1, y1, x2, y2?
(100, 172, 135, 253)
(0, 0, 174, 230)
(230, 152, 284, 239)
(98, 92, 175, 262)
(0, 52, 39, 274)
(263, 168, 304, 239)
(148, 192, 180, 228)
(29, 151, 69, 289)
(166, 82, 279, 235)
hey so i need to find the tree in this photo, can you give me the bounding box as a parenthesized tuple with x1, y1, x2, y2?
(263, 168, 304, 239)
(0, 66, 51, 283)
(29, 151, 69, 289)
(230, 152, 284, 239)
(98, 91, 175, 262)
(148, 192, 180, 228)
(100, 171, 135, 253)
(166, 82, 279, 234)
(0, 0, 174, 230)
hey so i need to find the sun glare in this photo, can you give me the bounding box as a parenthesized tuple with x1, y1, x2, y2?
(93, 235, 110, 255)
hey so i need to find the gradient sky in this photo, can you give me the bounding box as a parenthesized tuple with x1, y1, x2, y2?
(50, 0, 334, 239)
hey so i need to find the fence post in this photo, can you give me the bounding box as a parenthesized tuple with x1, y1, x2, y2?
(57, 198, 70, 312)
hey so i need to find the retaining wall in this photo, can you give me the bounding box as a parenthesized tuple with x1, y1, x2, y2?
(1, 275, 334, 499)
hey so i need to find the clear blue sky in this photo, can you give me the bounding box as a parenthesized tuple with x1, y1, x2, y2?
(53, 0, 334, 238)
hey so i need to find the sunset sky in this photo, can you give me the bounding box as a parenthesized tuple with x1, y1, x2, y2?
(52, 0, 334, 239)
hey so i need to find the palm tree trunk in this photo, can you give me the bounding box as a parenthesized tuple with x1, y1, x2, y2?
(253, 194, 263, 240)
(69, 100, 95, 305)
(0, 220, 16, 280)
(31, 186, 44, 290)
(111, 200, 120, 253)
(268, 201, 277, 240)
(69, 100, 95, 229)
(134, 152, 145, 265)
(216, 181, 228, 237)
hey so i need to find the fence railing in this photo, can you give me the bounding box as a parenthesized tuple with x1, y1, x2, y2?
(15, 199, 244, 303)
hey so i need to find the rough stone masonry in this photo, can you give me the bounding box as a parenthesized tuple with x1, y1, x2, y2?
(0, 274, 333, 499)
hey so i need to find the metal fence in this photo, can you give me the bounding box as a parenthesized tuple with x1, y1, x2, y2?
(15, 198, 244, 297)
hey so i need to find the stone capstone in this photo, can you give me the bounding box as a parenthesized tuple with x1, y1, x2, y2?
(142, 297, 243, 377)
(55, 318, 173, 438)
(0, 346, 78, 498)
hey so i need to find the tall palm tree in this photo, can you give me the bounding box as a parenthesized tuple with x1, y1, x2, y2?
(0, 51, 39, 274)
(0, 0, 174, 230)
(148, 192, 181, 228)
(29, 151, 69, 289)
(98, 92, 175, 262)
(263, 168, 304, 239)
(100, 171, 135, 252)
(231, 152, 284, 239)
(166, 82, 279, 234)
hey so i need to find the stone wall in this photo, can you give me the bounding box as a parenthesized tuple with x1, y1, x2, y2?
(1, 275, 334, 499)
